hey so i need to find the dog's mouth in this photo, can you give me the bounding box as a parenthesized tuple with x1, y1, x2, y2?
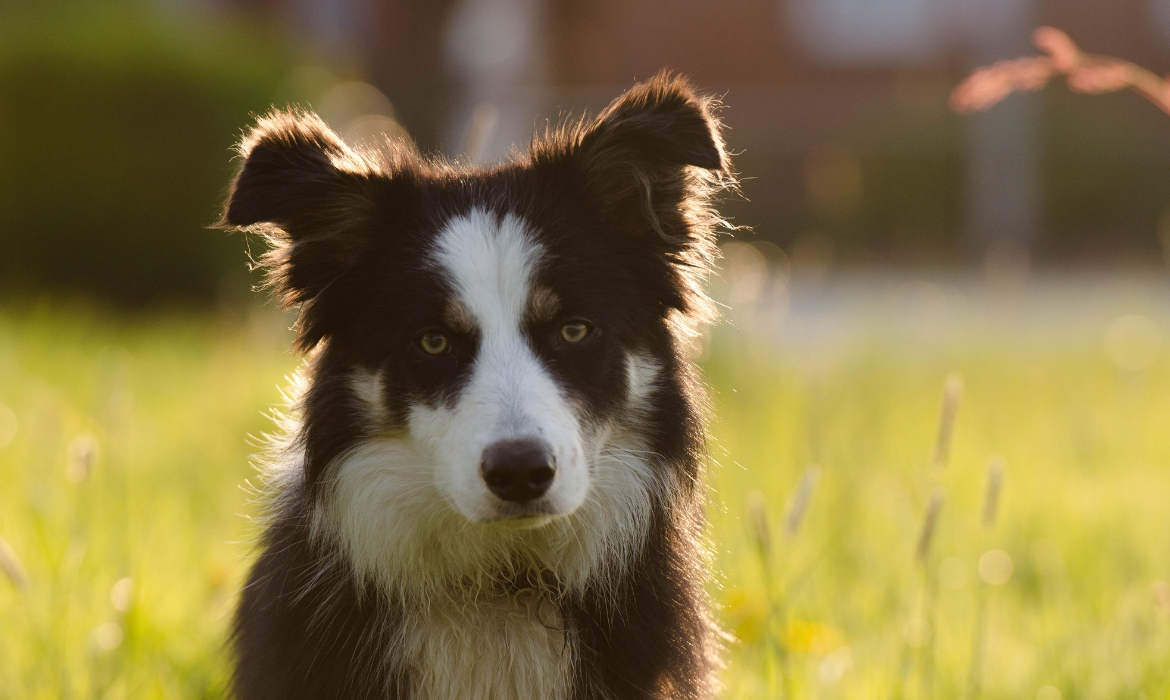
(479, 501, 564, 528)
(490, 514, 555, 529)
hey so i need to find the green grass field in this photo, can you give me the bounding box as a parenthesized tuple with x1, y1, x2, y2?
(1, 280, 1168, 699)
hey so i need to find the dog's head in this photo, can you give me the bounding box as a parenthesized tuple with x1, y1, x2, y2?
(221, 74, 731, 591)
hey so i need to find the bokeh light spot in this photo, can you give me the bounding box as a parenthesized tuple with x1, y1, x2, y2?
(979, 549, 1014, 585)
(721, 242, 768, 306)
(1103, 314, 1161, 370)
(111, 577, 134, 613)
(818, 647, 852, 685)
(1036, 685, 1062, 700)
(94, 622, 123, 652)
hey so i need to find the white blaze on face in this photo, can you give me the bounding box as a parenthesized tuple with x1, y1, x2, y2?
(410, 208, 590, 523)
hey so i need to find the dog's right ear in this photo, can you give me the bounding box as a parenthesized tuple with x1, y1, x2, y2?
(217, 110, 383, 311)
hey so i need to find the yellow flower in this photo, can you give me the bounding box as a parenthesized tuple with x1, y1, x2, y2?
(786, 620, 845, 655)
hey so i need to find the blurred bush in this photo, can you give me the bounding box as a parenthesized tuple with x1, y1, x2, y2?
(1042, 89, 1170, 261)
(0, 3, 299, 306)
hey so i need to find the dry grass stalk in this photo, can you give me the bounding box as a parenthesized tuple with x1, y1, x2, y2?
(982, 458, 1004, 529)
(0, 536, 28, 590)
(746, 489, 772, 561)
(783, 466, 820, 539)
(916, 488, 946, 563)
(931, 375, 962, 470)
(951, 27, 1170, 116)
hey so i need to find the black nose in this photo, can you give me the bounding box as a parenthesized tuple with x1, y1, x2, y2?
(480, 440, 556, 503)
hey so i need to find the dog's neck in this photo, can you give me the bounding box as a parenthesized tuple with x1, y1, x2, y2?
(401, 571, 574, 700)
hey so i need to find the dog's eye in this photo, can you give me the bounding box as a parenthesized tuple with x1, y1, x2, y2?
(559, 321, 591, 344)
(418, 331, 450, 355)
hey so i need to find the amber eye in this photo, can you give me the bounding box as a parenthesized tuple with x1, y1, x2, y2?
(419, 331, 450, 355)
(559, 321, 591, 343)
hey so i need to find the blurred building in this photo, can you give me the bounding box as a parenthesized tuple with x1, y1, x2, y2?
(217, 0, 1170, 265)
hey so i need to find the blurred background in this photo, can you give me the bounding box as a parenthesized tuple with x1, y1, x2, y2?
(4, 0, 1170, 305)
(1, 0, 1169, 698)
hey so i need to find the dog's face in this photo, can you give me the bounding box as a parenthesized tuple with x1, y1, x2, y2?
(221, 75, 728, 591)
(389, 207, 617, 525)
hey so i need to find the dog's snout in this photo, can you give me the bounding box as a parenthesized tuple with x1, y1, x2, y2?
(480, 439, 556, 503)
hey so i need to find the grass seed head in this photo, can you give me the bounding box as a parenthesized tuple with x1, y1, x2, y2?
(784, 465, 821, 538)
(983, 457, 1004, 528)
(1152, 581, 1170, 613)
(746, 490, 772, 560)
(931, 374, 963, 470)
(916, 488, 946, 562)
(0, 537, 28, 590)
(66, 435, 100, 484)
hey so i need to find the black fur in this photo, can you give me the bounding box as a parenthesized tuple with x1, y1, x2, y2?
(219, 72, 734, 699)
(232, 503, 407, 700)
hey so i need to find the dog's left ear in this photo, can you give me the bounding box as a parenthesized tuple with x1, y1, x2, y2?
(566, 72, 731, 243)
(217, 110, 383, 310)
(216, 110, 405, 349)
(580, 72, 727, 174)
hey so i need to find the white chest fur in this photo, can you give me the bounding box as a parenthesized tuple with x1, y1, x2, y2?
(400, 590, 574, 700)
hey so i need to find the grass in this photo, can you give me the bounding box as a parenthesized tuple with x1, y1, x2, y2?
(0, 287, 1168, 698)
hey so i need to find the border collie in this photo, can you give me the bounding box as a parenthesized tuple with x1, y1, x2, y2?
(218, 73, 734, 700)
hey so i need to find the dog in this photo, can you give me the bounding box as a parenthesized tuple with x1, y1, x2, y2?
(218, 72, 734, 700)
